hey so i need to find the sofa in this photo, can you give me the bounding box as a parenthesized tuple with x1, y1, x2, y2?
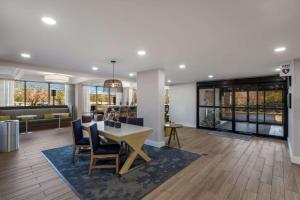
(0, 105, 73, 132)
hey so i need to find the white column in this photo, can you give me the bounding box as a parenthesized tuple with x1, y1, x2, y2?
(137, 69, 165, 147)
(116, 92, 123, 105)
(289, 58, 300, 163)
(75, 83, 83, 120)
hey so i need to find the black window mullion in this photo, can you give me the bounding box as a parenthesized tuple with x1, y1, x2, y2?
(213, 87, 215, 128)
(263, 90, 266, 123)
(96, 86, 98, 106)
(247, 90, 249, 122)
(48, 83, 50, 105)
(256, 88, 259, 134)
(24, 81, 27, 106)
(232, 87, 236, 132)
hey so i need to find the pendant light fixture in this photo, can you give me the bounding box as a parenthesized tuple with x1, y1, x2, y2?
(104, 60, 123, 92)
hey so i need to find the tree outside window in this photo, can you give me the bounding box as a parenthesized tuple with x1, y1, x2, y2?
(26, 82, 49, 106)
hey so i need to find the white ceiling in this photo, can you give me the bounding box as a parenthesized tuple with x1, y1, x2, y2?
(0, 0, 300, 84)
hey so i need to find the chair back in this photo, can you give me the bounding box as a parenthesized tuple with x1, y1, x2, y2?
(89, 123, 100, 153)
(119, 116, 127, 123)
(82, 115, 92, 123)
(95, 114, 104, 121)
(127, 117, 143, 126)
(72, 120, 84, 145)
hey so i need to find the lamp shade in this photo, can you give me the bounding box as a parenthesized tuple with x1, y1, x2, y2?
(104, 79, 123, 92)
(103, 60, 123, 92)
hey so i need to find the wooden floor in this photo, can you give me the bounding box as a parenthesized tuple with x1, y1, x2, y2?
(0, 127, 299, 200)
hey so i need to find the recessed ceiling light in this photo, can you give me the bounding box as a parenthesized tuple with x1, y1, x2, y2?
(92, 66, 98, 71)
(137, 50, 146, 56)
(275, 67, 281, 72)
(129, 73, 135, 77)
(274, 47, 286, 53)
(20, 53, 31, 58)
(179, 64, 186, 69)
(41, 17, 56, 25)
(208, 75, 214, 78)
(167, 80, 172, 83)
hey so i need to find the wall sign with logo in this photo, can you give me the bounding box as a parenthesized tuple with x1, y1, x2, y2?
(280, 64, 292, 77)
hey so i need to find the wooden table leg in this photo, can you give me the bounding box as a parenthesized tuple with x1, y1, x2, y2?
(119, 131, 151, 175)
(175, 129, 181, 148)
(167, 128, 174, 146)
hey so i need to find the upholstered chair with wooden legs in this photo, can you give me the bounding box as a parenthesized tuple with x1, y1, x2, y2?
(71, 120, 90, 163)
(88, 123, 121, 175)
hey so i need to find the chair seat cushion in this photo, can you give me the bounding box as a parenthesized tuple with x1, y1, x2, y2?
(77, 137, 90, 145)
(94, 144, 120, 155)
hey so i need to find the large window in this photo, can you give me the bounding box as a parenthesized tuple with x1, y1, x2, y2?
(13, 80, 68, 106)
(97, 86, 111, 105)
(87, 86, 123, 106)
(26, 82, 49, 106)
(89, 86, 97, 106)
(50, 83, 65, 105)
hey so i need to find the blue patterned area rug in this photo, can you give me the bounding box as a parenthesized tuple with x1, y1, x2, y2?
(42, 145, 199, 200)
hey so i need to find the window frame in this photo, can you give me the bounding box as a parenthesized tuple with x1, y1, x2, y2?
(13, 80, 68, 107)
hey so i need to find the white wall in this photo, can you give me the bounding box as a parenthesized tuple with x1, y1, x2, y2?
(169, 83, 196, 127)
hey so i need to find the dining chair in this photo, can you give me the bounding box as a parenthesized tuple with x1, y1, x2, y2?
(71, 120, 90, 163)
(82, 114, 92, 123)
(119, 116, 127, 123)
(127, 117, 144, 126)
(88, 123, 121, 175)
(95, 114, 104, 121)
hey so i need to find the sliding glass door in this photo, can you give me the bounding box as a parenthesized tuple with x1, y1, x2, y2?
(198, 88, 214, 128)
(257, 87, 284, 137)
(197, 76, 287, 139)
(215, 88, 233, 131)
(234, 87, 257, 134)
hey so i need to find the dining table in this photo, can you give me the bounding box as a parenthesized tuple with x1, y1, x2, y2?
(16, 114, 37, 134)
(52, 113, 67, 129)
(165, 123, 182, 148)
(82, 121, 153, 175)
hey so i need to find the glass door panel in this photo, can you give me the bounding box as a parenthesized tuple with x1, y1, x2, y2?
(235, 107, 247, 121)
(215, 108, 232, 130)
(265, 90, 283, 108)
(236, 122, 256, 134)
(199, 88, 214, 106)
(220, 89, 233, 107)
(249, 108, 257, 123)
(258, 91, 264, 107)
(199, 107, 214, 128)
(249, 91, 257, 106)
(264, 109, 283, 124)
(235, 91, 247, 107)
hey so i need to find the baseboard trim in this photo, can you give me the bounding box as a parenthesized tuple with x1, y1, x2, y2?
(288, 138, 300, 164)
(144, 139, 165, 148)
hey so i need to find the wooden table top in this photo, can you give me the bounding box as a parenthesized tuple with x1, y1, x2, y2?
(164, 123, 183, 128)
(52, 113, 68, 116)
(16, 115, 37, 119)
(82, 121, 153, 138)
